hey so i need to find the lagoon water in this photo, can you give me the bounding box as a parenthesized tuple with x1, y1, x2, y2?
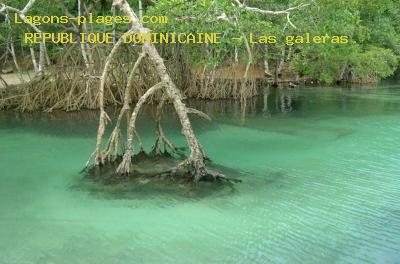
(0, 83, 400, 263)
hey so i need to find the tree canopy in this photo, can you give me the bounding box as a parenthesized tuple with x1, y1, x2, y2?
(1, 0, 399, 84)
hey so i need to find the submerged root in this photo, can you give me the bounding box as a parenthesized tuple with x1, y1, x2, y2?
(82, 154, 241, 200)
(86, 152, 241, 186)
(116, 149, 133, 176)
(152, 95, 187, 157)
(156, 158, 242, 184)
(152, 133, 186, 157)
(103, 127, 122, 163)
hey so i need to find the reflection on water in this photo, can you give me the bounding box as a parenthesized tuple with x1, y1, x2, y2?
(1, 83, 400, 263)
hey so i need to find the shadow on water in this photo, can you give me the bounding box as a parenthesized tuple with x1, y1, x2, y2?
(71, 154, 245, 201)
(264, 170, 287, 186)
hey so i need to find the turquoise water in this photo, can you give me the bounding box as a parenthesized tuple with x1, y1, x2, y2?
(1, 84, 400, 263)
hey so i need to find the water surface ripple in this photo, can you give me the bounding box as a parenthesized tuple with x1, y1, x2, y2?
(0, 84, 400, 263)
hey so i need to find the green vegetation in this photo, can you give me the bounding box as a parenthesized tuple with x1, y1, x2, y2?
(1, 0, 399, 84)
(148, 0, 400, 83)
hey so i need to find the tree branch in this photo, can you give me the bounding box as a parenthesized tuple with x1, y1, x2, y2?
(233, 0, 310, 15)
(187, 108, 212, 121)
(21, 0, 37, 14)
(1, 1, 46, 75)
(232, 0, 310, 28)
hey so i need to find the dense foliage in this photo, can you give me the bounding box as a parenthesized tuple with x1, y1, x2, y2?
(1, 0, 399, 83)
(146, 0, 400, 83)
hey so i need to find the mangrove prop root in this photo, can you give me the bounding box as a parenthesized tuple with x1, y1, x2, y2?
(157, 160, 242, 184)
(151, 96, 186, 157)
(94, 28, 136, 165)
(116, 82, 165, 175)
(87, 0, 240, 184)
(101, 51, 147, 163)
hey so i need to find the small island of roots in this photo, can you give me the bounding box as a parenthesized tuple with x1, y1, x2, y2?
(84, 152, 241, 191)
(80, 0, 242, 186)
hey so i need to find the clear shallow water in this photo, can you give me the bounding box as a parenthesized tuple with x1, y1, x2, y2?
(1, 83, 400, 264)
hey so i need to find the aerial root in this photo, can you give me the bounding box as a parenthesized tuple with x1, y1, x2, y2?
(155, 159, 242, 184)
(152, 120, 186, 157)
(152, 135, 186, 157)
(203, 168, 242, 184)
(116, 150, 133, 176)
(102, 127, 122, 162)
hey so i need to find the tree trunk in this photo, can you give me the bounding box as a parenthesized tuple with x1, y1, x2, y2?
(92, 0, 228, 182)
(87, 0, 240, 183)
